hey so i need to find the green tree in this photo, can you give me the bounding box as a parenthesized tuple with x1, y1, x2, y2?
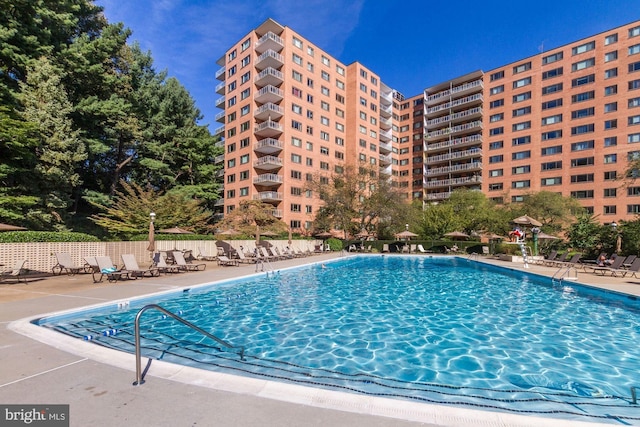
(514, 191, 582, 234)
(566, 214, 601, 253)
(19, 56, 86, 227)
(215, 200, 286, 237)
(89, 180, 212, 238)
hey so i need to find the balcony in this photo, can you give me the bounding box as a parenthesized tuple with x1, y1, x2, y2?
(253, 191, 283, 202)
(214, 140, 224, 148)
(214, 154, 225, 164)
(254, 102, 284, 121)
(254, 67, 284, 88)
(214, 198, 225, 207)
(380, 115, 392, 130)
(426, 148, 482, 165)
(254, 120, 283, 137)
(379, 141, 392, 154)
(215, 96, 225, 108)
(215, 66, 225, 81)
(215, 169, 224, 178)
(426, 120, 482, 140)
(379, 128, 392, 142)
(255, 85, 283, 104)
(425, 162, 482, 177)
(214, 125, 225, 136)
(426, 93, 483, 116)
(426, 79, 483, 105)
(424, 175, 482, 189)
(425, 107, 482, 128)
(379, 154, 392, 166)
(271, 209, 283, 218)
(379, 164, 392, 176)
(255, 31, 284, 54)
(253, 173, 283, 186)
(215, 111, 225, 123)
(425, 191, 452, 201)
(256, 49, 284, 71)
(254, 138, 283, 154)
(425, 134, 482, 152)
(380, 103, 392, 118)
(253, 155, 283, 170)
(215, 81, 225, 95)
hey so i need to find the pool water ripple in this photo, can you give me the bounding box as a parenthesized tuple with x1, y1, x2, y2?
(37, 256, 640, 423)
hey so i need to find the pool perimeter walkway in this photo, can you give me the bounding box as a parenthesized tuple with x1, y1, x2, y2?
(1, 253, 638, 427)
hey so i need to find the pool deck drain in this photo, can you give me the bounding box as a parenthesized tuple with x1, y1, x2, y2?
(2, 253, 639, 427)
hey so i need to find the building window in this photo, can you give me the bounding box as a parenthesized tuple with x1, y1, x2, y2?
(604, 154, 617, 164)
(488, 183, 503, 191)
(490, 99, 504, 108)
(605, 68, 618, 79)
(630, 26, 640, 38)
(571, 190, 594, 199)
(542, 67, 563, 80)
(542, 52, 563, 65)
(512, 121, 531, 131)
(490, 85, 504, 95)
(571, 91, 595, 103)
(604, 51, 618, 62)
(542, 130, 562, 140)
(605, 33, 618, 45)
(512, 150, 531, 160)
(604, 171, 617, 180)
(489, 141, 504, 150)
(604, 188, 617, 197)
(541, 160, 562, 170)
(571, 107, 594, 119)
(571, 124, 595, 135)
(489, 169, 503, 177)
(572, 58, 595, 71)
(512, 165, 531, 174)
(513, 62, 531, 74)
(542, 83, 563, 95)
(571, 157, 594, 167)
(512, 180, 531, 189)
(542, 98, 563, 110)
(604, 102, 618, 113)
(541, 114, 562, 125)
(512, 91, 531, 103)
(541, 177, 562, 186)
(572, 74, 595, 87)
(512, 136, 530, 145)
(489, 127, 504, 136)
(541, 145, 562, 156)
(572, 41, 595, 55)
(513, 77, 532, 88)
(604, 136, 617, 147)
(489, 155, 503, 163)
(512, 106, 531, 117)
(604, 119, 617, 129)
(629, 61, 640, 73)
(490, 70, 504, 81)
(571, 140, 594, 151)
(604, 85, 617, 96)
(570, 173, 594, 183)
(604, 206, 617, 215)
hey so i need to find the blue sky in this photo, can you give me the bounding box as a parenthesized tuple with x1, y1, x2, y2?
(97, 0, 640, 129)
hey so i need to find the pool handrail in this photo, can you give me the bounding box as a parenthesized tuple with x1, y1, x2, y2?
(133, 303, 245, 386)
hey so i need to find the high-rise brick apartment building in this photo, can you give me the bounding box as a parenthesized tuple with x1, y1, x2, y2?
(215, 18, 640, 228)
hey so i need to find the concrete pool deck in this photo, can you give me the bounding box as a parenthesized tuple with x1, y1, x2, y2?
(1, 253, 638, 427)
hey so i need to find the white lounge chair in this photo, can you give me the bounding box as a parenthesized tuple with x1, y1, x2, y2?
(152, 253, 181, 274)
(94, 256, 130, 283)
(52, 252, 89, 275)
(0, 259, 27, 283)
(197, 246, 217, 261)
(217, 255, 239, 267)
(173, 251, 206, 271)
(417, 244, 427, 253)
(121, 254, 160, 278)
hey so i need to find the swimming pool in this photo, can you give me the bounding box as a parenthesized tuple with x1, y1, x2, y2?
(35, 256, 640, 424)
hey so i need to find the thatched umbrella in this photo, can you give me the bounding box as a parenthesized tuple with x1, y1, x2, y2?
(394, 230, 419, 240)
(444, 231, 469, 240)
(0, 223, 27, 231)
(512, 215, 542, 227)
(158, 227, 194, 249)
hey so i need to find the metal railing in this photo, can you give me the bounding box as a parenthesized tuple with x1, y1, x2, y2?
(133, 304, 244, 385)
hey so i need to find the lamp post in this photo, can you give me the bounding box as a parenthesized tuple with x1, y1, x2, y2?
(147, 212, 156, 255)
(611, 221, 622, 254)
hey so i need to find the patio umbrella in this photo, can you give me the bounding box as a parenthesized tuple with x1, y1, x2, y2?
(146, 221, 155, 252)
(355, 229, 370, 239)
(444, 231, 469, 240)
(218, 228, 240, 236)
(0, 223, 27, 231)
(484, 233, 505, 240)
(512, 215, 542, 227)
(394, 230, 419, 240)
(158, 226, 194, 249)
(537, 231, 560, 240)
(288, 228, 292, 245)
(314, 231, 332, 239)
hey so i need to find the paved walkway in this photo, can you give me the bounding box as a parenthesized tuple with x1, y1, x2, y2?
(1, 253, 637, 427)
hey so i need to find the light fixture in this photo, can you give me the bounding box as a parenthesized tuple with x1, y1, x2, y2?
(150, 212, 156, 222)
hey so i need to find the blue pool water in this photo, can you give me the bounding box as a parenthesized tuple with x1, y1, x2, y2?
(36, 256, 640, 423)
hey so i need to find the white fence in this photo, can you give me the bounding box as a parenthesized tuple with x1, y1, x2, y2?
(0, 239, 321, 273)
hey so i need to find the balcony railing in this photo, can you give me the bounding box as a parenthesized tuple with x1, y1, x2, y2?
(254, 102, 284, 121)
(425, 162, 482, 176)
(253, 173, 283, 185)
(254, 67, 284, 87)
(425, 134, 482, 151)
(255, 85, 284, 104)
(254, 138, 283, 154)
(425, 148, 482, 164)
(426, 93, 483, 116)
(253, 155, 283, 170)
(256, 49, 284, 70)
(215, 96, 225, 108)
(424, 175, 482, 188)
(214, 125, 225, 136)
(426, 121, 482, 140)
(255, 31, 284, 53)
(253, 191, 283, 201)
(215, 66, 226, 80)
(426, 79, 483, 105)
(425, 107, 482, 128)
(254, 120, 283, 137)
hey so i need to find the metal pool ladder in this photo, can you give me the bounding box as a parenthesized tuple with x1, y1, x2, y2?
(132, 304, 245, 386)
(552, 264, 579, 284)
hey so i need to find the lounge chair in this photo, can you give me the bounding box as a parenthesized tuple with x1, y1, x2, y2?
(94, 256, 130, 283)
(552, 253, 582, 268)
(382, 244, 390, 253)
(417, 244, 427, 253)
(259, 247, 276, 261)
(152, 253, 181, 274)
(587, 255, 628, 275)
(84, 256, 99, 274)
(52, 252, 89, 275)
(609, 258, 640, 278)
(173, 251, 206, 271)
(236, 250, 256, 264)
(545, 252, 568, 267)
(121, 254, 160, 278)
(197, 246, 217, 261)
(0, 259, 27, 283)
(217, 255, 239, 266)
(534, 250, 557, 265)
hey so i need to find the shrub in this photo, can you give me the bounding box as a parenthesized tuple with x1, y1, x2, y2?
(0, 231, 100, 243)
(326, 237, 343, 251)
